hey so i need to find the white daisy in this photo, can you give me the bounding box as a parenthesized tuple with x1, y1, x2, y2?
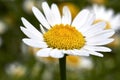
(90, 4, 120, 30)
(20, 2, 115, 58)
(5, 62, 26, 77)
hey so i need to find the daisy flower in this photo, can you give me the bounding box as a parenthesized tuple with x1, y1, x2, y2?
(91, 4, 120, 31)
(20, 2, 115, 58)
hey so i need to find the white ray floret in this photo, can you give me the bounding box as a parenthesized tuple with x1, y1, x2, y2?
(62, 6, 71, 25)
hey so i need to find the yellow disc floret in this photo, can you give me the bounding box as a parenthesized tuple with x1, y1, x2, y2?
(43, 24, 85, 50)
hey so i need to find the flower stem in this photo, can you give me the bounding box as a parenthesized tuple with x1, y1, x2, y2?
(59, 55, 66, 80)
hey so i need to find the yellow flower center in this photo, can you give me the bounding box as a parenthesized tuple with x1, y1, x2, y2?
(43, 24, 85, 50)
(94, 19, 111, 29)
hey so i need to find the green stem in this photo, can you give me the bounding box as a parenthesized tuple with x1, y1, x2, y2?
(59, 55, 66, 80)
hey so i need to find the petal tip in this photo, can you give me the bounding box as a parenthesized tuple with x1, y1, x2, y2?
(96, 54, 104, 57)
(32, 6, 38, 12)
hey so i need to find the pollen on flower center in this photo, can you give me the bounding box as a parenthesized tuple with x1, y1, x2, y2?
(94, 19, 111, 29)
(43, 24, 85, 50)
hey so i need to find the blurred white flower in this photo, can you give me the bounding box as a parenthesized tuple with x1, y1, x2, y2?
(0, 21, 7, 34)
(23, 0, 35, 13)
(90, 4, 120, 31)
(0, 21, 7, 47)
(5, 62, 26, 77)
(66, 56, 93, 70)
(79, 57, 93, 70)
(23, 0, 45, 14)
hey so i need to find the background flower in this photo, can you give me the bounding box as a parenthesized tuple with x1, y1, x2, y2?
(5, 62, 26, 78)
(88, 4, 120, 47)
(90, 4, 120, 31)
(0, 21, 7, 47)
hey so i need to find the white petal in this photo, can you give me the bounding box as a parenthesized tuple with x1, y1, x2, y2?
(62, 50, 72, 54)
(72, 9, 90, 29)
(86, 13, 95, 25)
(86, 38, 114, 45)
(36, 48, 51, 57)
(85, 32, 114, 43)
(32, 7, 50, 29)
(83, 45, 111, 52)
(21, 18, 43, 38)
(51, 3, 61, 24)
(62, 6, 71, 25)
(22, 38, 48, 48)
(50, 49, 64, 58)
(85, 29, 115, 38)
(89, 51, 104, 57)
(39, 24, 46, 34)
(72, 49, 90, 56)
(20, 26, 43, 41)
(42, 2, 55, 26)
(78, 13, 95, 32)
(87, 30, 115, 39)
(83, 22, 106, 36)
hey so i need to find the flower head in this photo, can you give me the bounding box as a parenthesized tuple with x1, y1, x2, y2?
(91, 4, 120, 31)
(20, 2, 115, 58)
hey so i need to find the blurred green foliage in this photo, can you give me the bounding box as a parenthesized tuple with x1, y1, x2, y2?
(0, 0, 120, 80)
